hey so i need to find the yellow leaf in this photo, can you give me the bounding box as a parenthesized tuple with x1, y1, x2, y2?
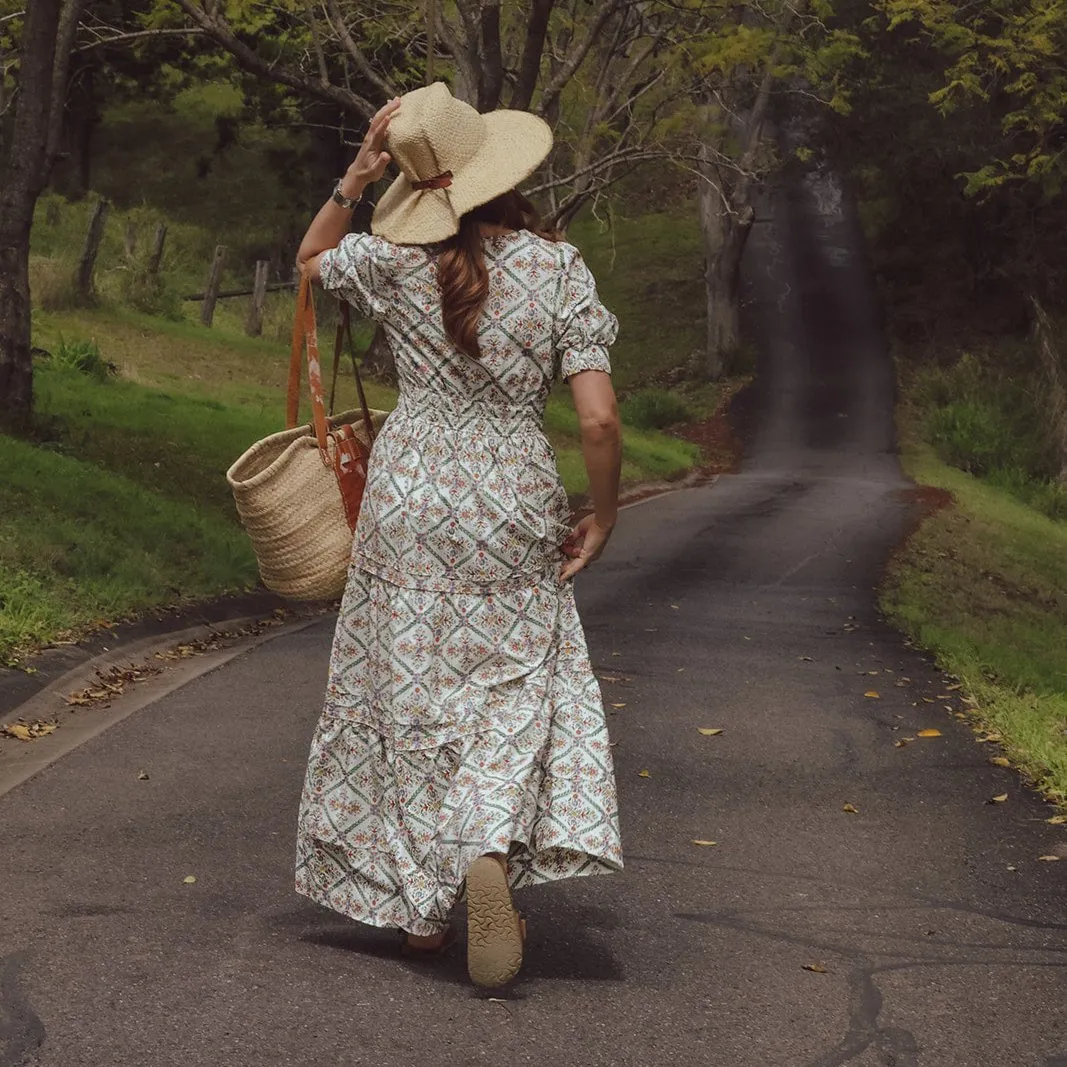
(1038, 855, 1061, 862)
(803, 963, 829, 973)
(691, 840, 718, 847)
(989, 757, 1011, 768)
(697, 728, 724, 736)
(638, 770, 651, 778)
(1046, 815, 1067, 826)
(842, 803, 860, 815)
(611, 703, 626, 708)
(183, 875, 198, 884)
(3, 724, 32, 741)
(918, 729, 942, 738)
(864, 691, 880, 699)
(989, 793, 1009, 804)
(976, 732, 1003, 743)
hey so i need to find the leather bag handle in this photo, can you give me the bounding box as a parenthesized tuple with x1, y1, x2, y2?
(286, 273, 330, 459)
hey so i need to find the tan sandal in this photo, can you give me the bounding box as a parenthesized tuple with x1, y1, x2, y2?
(465, 855, 526, 989)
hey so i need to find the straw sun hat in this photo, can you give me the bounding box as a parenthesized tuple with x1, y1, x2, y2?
(371, 82, 553, 246)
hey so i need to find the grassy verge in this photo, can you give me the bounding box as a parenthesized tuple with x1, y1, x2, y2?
(882, 401, 1067, 805)
(6, 210, 708, 662)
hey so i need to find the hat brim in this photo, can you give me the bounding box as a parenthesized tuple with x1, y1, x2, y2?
(371, 110, 553, 246)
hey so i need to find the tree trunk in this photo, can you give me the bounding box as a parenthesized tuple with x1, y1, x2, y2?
(0, 0, 66, 428)
(699, 172, 754, 380)
(0, 234, 34, 430)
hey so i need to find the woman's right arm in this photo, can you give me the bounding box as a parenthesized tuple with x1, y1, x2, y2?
(560, 369, 621, 581)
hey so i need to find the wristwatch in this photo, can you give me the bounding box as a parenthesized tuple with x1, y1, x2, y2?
(331, 179, 361, 210)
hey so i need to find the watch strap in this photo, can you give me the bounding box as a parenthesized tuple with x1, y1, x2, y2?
(331, 180, 361, 210)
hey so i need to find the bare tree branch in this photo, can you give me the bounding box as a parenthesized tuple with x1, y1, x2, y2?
(74, 27, 206, 53)
(537, 0, 626, 118)
(306, 0, 329, 85)
(173, 0, 376, 119)
(323, 0, 397, 99)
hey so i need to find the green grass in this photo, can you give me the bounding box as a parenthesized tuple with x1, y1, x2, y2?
(882, 407, 1067, 805)
(570, 212, 705, 393)
(4, 282, 700, 661)
(0, 416, 256, 662)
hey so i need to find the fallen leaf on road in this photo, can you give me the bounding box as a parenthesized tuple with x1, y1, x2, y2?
(946, 683, 962, 691)
(989, 757, 1011, 768)
(803, 963, 829, 974)
(798, 656, 814, 662)
(183, 875, 197, 884)
(1038, 855, 1061, 863)
(611, 703, 626, 708)
(638, 770, 651, 778)
(670, 604, 679, 610)
(137, 770, 150, 781)
(864, 691, 880, 699)
(3, 721, 57, 741)
(842, 803, 860, 815)
(691, 840, 718, 847)
(697, 728, 724, 736)
(918, 729, 942, 738)
(922, 697, 934, 704)
(976, 732, 1003, 744)
(1046, 815, 1067, 826)
(894, 739, 912, 748)
(988, 793, 1009, 804)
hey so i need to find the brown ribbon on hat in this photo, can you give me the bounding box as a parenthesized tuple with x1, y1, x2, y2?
(411, 170, 454, 190)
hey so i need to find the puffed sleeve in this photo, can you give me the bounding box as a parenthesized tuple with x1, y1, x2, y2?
(317, 232, 394, 319)
(554, 244, 618, 380)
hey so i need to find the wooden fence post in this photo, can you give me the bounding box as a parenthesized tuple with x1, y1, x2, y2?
(75, 199, 110, 299)
(245, 260, 270, 337)
(200, 245, 227, 327)
(147, 223, 167, 277)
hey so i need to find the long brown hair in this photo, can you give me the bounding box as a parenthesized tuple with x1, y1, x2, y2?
(437, 190, 558, 359)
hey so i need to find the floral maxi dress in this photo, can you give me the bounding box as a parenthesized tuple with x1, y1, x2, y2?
(295, 229, 624, 935)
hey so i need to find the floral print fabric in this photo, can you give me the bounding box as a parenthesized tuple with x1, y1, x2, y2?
(295, 229, 622, 934)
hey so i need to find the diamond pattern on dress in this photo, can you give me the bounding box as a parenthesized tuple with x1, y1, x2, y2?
(298, 230, 622, 935)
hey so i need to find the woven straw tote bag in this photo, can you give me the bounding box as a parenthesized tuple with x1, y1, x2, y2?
(226, 274, 388, 600)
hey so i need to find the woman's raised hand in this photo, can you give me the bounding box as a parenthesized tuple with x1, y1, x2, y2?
(343, 97, 402, 191)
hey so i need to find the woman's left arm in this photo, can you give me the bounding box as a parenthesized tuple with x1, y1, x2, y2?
(297, 97, 401, 283)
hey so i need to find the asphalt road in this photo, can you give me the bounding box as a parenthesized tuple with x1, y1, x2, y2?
(2, 169, 1066, 1067)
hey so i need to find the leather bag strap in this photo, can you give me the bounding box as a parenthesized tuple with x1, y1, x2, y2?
(286, 273, 330, 457)
(339, 302, 377, 445)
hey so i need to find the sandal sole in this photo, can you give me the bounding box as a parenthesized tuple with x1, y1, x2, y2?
(466, 856, 524, 989)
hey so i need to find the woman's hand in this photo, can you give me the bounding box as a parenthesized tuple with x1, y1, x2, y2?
(340, 97, 402, 197)
(559, 515, 615, 582)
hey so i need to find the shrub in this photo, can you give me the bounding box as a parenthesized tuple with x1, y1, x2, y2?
(620, 388, 691, 430)
(50, 338, 117, 382)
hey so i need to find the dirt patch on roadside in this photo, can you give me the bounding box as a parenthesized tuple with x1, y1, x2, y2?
(893, 484, 955, 547)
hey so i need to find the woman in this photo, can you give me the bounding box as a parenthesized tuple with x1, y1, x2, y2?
(294, 82, 623, 990)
